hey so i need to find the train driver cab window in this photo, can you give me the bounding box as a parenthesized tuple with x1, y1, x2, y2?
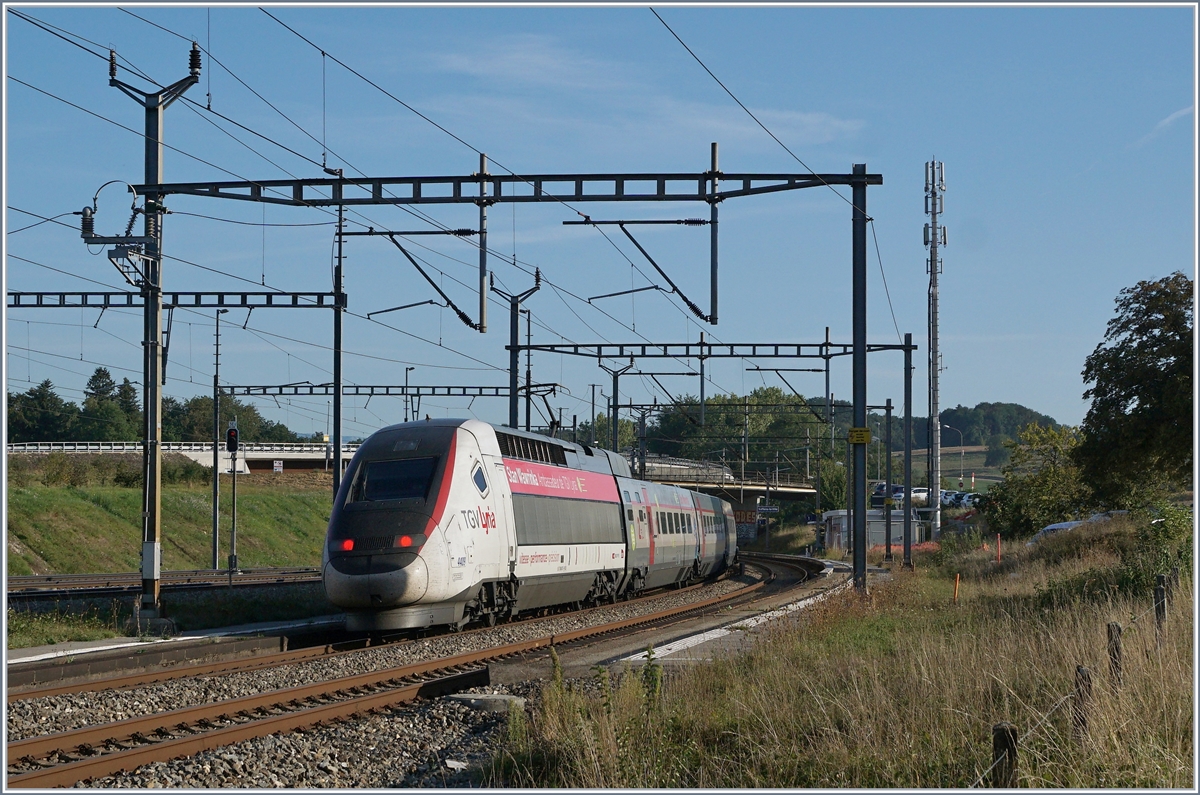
(350, 457, 438, 503)
(472, 463, 489, 496)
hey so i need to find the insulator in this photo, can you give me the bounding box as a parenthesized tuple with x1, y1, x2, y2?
(81, 207, 94, 237)
(109, 50, 117, 80)
(682, 218, 706, 226)
(189, 42, 202, 77)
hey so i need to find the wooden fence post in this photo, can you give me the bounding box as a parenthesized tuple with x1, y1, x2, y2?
(1072, 666, 1092, 738)
(1107, 622, 1122, 688)
(992, 722, 1018, 788)
(1155, 575, 1167, 647)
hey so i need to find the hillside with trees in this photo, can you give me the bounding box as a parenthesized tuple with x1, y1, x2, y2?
(7, 368, 307, 444)
(981, 271, 1193, 536)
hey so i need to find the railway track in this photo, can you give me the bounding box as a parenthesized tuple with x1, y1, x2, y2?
(8, 563, 773, 703)
(6, 570, 770, 787)
(6, 556, 831, 788)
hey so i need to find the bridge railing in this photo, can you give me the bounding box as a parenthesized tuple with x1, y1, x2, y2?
(638, 453, 813, 490)
(7, 441, 362, 454)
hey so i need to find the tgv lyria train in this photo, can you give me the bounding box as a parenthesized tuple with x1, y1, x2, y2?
(323, 418, 738, 631)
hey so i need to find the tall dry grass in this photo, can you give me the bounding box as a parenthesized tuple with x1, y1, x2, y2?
(486, 517, 1193, 788)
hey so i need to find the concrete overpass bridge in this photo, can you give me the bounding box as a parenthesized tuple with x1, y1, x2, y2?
(6, 441, 356, 474)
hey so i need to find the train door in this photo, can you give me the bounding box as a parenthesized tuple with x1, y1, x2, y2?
(481, 453, 517, 580)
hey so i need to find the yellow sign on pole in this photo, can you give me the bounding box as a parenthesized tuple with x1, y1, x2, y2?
(848, 427, 871, 444)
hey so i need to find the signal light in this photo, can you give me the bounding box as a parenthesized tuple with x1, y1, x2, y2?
(225, 427, 239, 452)
(398, 535, 413, 548)
(339, 539, 354, 552)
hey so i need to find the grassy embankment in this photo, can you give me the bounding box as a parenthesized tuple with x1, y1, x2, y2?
(486, 510, 1193, 788)
(7, 453, 338, 645)
(905, 445, 1000, 492)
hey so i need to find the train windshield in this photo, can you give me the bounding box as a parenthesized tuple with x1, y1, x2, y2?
(350, 457, 438, 502)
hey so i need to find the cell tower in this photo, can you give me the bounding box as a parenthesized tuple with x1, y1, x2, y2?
(925, 160, 946, 539)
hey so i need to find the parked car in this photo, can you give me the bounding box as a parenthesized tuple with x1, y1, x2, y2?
(960, 493, 980, 508)
(1026, 510, 1127, 546)
(910, 488, 930, 506)
(1027, 520, 1084, 546)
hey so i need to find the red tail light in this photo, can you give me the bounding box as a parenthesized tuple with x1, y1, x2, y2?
(339, 539, 354, 551)
(398, 535, 413, 548)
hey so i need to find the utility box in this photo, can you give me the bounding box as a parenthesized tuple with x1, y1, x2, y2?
(821, 509, 921, 550)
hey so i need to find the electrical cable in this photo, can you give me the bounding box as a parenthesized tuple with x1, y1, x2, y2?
(870, 219, 904, 343)
(259, 10, 737, 365)
(651, 7, 909, 349)
(15, 14, 743, 413)
(6, 210, 79, 235)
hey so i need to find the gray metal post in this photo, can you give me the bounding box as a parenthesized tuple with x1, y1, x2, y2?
(524, 309, 532, 431)
(926, 160, 944, 540)
(709, 142, 719, 325)
(478, 153, 489, 334)
(490, 270, 538, 428)
(638, 412, 647, 479)
(108, 45, 199, 618)
(212, 309, 227, 570)
(699, 331, 706, 426)
(904, 333, 913, 567)
(885, 398, 893, 562)
(229, 445, 237, 572)
(333, 204, 344, 497)
(508, 295, 519, 427)
(590, 384, 597, 445)
(852, 163, 868, 591)
(612, 369, 620, 452)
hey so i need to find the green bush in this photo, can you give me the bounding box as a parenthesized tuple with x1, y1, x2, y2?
(7, 456, 34, 488)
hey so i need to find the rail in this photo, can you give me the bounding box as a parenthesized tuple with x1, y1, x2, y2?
(6, 573, 773, 787)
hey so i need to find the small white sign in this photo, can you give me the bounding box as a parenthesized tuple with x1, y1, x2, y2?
(273, 460, 283, 473)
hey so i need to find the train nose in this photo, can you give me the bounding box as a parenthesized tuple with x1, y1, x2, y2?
(324, 551, 430, 610)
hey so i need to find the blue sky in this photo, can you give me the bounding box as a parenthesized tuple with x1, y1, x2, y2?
(4, 3, 1195, 442)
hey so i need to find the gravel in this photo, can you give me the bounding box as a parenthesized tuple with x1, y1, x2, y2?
(10, 569, 763, 787)
(75, 683, 539, 789)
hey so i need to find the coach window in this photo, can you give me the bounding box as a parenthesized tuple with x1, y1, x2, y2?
(623, 490, 631, 503)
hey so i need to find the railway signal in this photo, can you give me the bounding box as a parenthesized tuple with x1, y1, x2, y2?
(225, 426, 240, 453)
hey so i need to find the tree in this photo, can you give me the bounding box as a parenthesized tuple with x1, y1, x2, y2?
(6, 380, 77, 441)
(978, 423, 1091, 538)
(76, 396, 135, 441)
(161, 393, 306, 443)
(1076, 272, 1193, 506)
(83, 367, 117, 401)
(116, 378, 141, 429)
(985, 434, 1012, 467)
